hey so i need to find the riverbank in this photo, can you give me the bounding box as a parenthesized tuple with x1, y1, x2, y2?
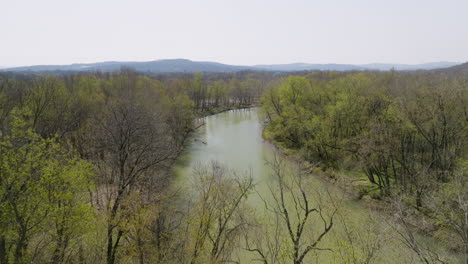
(173, 107, 465, 263)
(261, 128, 373, 199)
(194, 103, 261, 118)
(191, 104, 261, 130)
(261, 117, 466, 261)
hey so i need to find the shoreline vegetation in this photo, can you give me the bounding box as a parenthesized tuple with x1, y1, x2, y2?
(262, 124, 383, 203)
(260, 71, 467, 262)
(0, 69, 466, 263)
(262, 133, 467, 263)
(192, 104, 261, 130)
(0, 70, 274, 264)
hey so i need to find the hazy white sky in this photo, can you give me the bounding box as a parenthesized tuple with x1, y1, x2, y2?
(1, 0, 468, 67)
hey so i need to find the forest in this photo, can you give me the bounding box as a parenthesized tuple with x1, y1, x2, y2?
(261, 70, 467, 263)
(0, 68, 466, 264)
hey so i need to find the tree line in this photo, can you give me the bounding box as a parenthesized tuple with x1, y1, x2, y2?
(262, 70, 467, 261)
(0, 69, 279, 263)
(0, 68, 466, 263)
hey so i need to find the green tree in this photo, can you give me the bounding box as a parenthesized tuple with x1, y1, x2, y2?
(0, 110, 93, 264)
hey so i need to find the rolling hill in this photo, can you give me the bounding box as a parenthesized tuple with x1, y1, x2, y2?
(1, 59, 461, 73)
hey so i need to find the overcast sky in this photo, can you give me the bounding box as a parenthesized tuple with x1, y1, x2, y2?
(1, 0, 468, 67)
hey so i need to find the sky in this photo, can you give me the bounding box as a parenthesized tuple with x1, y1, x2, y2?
(1, 0, 468, 67)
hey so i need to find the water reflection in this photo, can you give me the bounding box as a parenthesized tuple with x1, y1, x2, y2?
(175, 108, 273, 184)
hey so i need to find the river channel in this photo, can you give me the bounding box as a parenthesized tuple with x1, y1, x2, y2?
(172, 107, 461, 263)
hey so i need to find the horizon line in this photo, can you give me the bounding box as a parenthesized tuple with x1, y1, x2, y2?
(1, 58, 463, 69)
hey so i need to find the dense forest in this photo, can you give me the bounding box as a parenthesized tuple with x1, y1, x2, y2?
(262, 70, 467, 263)
(0, 68, 466, 264)
(0, 70, 270, 264)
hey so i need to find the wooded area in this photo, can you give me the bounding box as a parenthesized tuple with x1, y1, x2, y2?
(0, 70, 271, 263)
(0, 68, 466, 263)
(262, 70, 467, 263)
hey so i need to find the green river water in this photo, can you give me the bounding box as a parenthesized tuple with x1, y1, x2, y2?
(174, 108, 274, 185)
(173, 108, 462, 264)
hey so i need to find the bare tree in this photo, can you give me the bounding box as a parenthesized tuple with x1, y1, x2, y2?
(389, 197, 448, 264)
(248, 155, 336, 264)
(244, 212, 283, 264)
(333, 210, 384, 264)
(186, 162, 254, 264)
(90, 74, 187, 264)
(425, 166, 468, 264)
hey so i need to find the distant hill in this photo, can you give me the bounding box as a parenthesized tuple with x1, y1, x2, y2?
(256, 61, 459, 71)
(1, 59, 461, 73)
(1, 59, 255, 73)
(362, 62, 459, 71)
(444, 61, 468, 72)
(254, 63, 367, 71)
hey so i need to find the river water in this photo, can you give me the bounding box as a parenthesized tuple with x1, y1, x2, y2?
(174, 108, 275, 188)
(173, 107, 462, 263)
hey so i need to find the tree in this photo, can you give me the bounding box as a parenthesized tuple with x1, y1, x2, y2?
(186, 162, 254, 264)
(0, 77, 27, 135)
(248, 155, 336, 264)
(89, 72, 189, 264)
(0, 110, 93, 264)
(389, 196, 449, 264)
(426, 161, 468, 264)
(332, 209, 384, 264)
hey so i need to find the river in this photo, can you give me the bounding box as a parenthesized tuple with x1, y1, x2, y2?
(173, 107, 462, 263)
(174, 108, 274, 189)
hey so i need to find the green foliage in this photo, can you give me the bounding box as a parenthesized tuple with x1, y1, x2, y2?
(1, 68, 465, 263)
(0, 109, 94, 263)
(262, 72, 467, 198)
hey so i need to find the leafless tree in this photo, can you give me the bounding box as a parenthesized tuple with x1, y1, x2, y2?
(186, 162, 254, 264)
(248, 155, 336, 264)
(333, 210, 384, 264)
(389, 197, 448, 264)
(425, 168, 468, 264)
(90, 74, 187, 264)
